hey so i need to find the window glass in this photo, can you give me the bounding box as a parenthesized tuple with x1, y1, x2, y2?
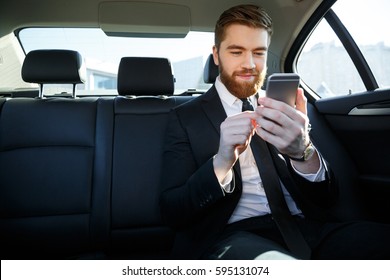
(19, 28, 215, 95)
(297, 0, 390, 98)
(334, 0, 390, 89)
(297, 20, 365, 97)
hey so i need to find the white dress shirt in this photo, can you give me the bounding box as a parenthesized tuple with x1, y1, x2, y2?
(214, 76, 326, 224)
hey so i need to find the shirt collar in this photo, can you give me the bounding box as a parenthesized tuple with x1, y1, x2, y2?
(215, 75, 237, 107)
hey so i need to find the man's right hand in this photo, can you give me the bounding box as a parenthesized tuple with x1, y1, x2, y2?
(213, 111, 257, 182)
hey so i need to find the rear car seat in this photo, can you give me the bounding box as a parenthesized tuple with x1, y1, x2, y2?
(0, 50, 113, 259)
(0, 53, 196, 260)
(109, 57, 193, 259)
(203, 53, 219, 84)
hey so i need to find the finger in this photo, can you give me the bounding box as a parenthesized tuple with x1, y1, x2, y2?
(222, 119, 254, 135)
(255, 104, 293, 129)
(256, 124, 299, 152)
(255, 126, 285, 148)
(257, 97, 296, 120)
(220, 117, 256, 149)
(223, 112, 258, 130)
(228, 111, 257, 121)
(255, 115, 284, 136)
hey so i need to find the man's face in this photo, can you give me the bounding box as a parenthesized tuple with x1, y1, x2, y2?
(213, 24, 269, 99)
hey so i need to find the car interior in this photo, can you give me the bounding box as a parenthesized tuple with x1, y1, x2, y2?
(1, 0, 389, 260)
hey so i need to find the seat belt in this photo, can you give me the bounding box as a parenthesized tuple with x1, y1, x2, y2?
(242, 97, 311, 259)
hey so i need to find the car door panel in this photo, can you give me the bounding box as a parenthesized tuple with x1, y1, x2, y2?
(312, 89, 390, 223)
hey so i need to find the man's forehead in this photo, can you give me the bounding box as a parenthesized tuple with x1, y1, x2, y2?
(221, 25, 270, 48)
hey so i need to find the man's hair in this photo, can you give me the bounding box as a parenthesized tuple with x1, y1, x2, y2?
(214, 4, 273, 49)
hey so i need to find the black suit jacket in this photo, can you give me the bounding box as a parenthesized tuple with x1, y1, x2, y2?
(160, 85, 337, 259)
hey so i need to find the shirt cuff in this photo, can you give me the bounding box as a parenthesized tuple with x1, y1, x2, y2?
(291, 152, 326, 182)
(219, 169, 235, 193)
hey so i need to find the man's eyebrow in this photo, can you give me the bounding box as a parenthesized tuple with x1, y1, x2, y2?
(226, 45, 268, 51)
(226, 45, 245, 50)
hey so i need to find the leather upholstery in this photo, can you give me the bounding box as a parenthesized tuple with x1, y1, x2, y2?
(203, 54, 219, 84)
(0, 55, 193, 259)
(117, 57, 174, 96)
(21, 49, 86, 84)
(0, 97, 113, 259)
(110, 57, 191, 258)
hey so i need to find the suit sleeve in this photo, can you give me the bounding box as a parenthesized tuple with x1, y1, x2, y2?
(159, 109, 227, 229)
(287, 155, 338, 210)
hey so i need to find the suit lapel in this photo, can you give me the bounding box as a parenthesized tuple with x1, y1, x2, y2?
(201, 86, 227, 134)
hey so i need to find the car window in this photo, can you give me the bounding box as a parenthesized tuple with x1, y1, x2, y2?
(297, 0, 390, 98)
(18, 28, 215, 95)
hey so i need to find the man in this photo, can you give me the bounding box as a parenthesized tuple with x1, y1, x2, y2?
(160, 4, 390, 259)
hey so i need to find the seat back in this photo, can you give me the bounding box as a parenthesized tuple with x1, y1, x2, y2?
(203, 53, 219, 84)
(0, 50, 113, 259)
(109, 57, 192, 258)
(1, 54, 195, 259)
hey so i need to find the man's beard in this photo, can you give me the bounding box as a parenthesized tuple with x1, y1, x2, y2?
(219, 61, 266, 99)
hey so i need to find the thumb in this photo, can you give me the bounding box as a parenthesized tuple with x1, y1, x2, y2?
(295, 88, 307, 115)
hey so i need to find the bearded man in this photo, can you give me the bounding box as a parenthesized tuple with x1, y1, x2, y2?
(159, 4, 390, 260)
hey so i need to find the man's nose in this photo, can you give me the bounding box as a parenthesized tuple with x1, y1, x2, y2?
(241, 53, 255, 69)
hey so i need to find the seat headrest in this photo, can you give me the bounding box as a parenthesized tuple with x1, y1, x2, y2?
(203, 54, 219, 84)
(21, 49, 86, 84)
(117, 57, 174, 96)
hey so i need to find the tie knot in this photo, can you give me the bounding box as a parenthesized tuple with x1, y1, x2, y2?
(241, 98, 254, 112)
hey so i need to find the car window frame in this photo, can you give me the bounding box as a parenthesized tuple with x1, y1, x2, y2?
(324, 9, 378, 91)
(285, 0, 380, 99)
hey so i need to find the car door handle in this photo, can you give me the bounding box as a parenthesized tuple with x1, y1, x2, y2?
(349, 101, 390, 115)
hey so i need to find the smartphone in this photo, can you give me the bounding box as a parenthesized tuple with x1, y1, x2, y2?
(265, 73, 300, 107)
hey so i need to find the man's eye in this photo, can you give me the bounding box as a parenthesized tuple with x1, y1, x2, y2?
(231, 51, 242, 55)
(254, 52, 265, 56)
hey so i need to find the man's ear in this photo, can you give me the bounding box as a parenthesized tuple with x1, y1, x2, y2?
(212, 45, 219, 66)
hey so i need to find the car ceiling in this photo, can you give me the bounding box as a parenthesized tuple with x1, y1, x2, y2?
(0, 0, 324, 71)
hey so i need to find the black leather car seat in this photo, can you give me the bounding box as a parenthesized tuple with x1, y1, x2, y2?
(203, 53, 219, 84)
(0, 50, 113, 259)
(109, 57, 192, 259)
